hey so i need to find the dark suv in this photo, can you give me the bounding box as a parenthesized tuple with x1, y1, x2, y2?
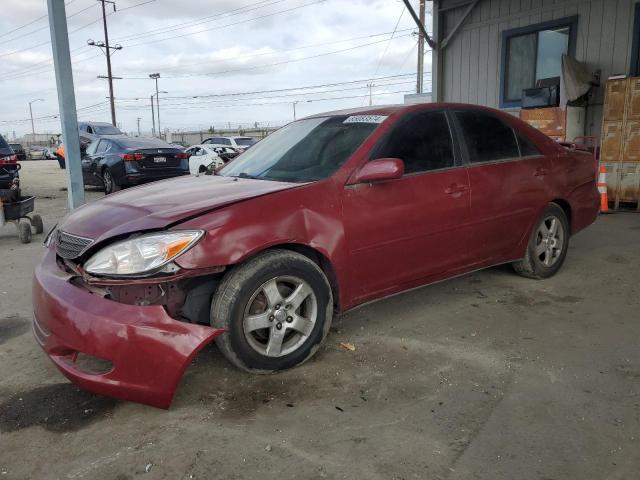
(0, 134, 19, 189)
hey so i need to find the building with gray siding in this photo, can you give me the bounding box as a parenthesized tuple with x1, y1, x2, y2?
(432, 0, 640, 139)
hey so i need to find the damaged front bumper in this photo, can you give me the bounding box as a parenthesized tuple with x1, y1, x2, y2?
(32, 247, 224, 409)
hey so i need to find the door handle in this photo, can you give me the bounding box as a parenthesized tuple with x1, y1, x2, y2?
(534, 167, 548, 177)
(445, 183, 469, 195)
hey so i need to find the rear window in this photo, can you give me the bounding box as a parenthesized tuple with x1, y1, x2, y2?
(0, 134, 9, 149)
(455, 110, 520, 163)
(115, 138, 172, 150)
(93, 125, 122, 135)
(235, 137, 256, 146)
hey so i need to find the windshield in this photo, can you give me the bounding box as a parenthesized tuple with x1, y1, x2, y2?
(93, 125, 122, 135)
(219, 116, 379, 182)
(235, 137, 256, 146)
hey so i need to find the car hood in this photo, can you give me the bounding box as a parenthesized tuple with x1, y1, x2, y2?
(59, 175, 302, 242)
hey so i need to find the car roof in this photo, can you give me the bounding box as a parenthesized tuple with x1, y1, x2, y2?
(107, 136, 173, 148)
(80, 121, 115, 127)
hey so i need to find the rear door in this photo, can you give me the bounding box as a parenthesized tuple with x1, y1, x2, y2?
(342, 109, 472, 301)
(452, 109, 552, 264)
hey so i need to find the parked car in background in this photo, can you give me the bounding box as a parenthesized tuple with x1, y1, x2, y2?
(33, 103, 599, 408)
(9, 143, 26, 161)
(0, 134, 19, 189)
(29, 145, 49, 160)
(185, 144, 240, 174)
(78, 121, 124, 143)
(81, 135, 189, 194)
(202, 136, 257, 151)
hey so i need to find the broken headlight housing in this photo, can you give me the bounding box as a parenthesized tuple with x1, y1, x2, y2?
(83, 230, 203, 277)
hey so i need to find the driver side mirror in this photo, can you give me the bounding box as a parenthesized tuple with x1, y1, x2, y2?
(348, 158, 405, 185)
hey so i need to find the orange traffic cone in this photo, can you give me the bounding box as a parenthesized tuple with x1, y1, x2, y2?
(597, 165, 610, 213)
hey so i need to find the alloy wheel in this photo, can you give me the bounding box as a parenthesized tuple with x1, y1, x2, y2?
(242, 275, 318, 358)
(535, 215, 565, 267)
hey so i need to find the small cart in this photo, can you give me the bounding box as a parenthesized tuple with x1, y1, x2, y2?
(2, 196, 43, 244)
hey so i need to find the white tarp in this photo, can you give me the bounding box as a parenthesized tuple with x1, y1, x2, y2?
(560, 54, 592, 105)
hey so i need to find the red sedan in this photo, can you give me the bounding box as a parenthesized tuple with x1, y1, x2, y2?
(33, 104, 600, 408)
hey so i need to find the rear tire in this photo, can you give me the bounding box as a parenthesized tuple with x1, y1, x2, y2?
(18, 221, 32, 244)
(513, 203, 569, 279)
(211, 249, 333, 372)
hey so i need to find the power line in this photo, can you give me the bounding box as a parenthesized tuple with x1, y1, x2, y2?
(113, 0, 283, 43)
(0, 0, 77, 39)
(0, 0, 154, 59)
(0, 3, 98, 45)
(121, 33, 417, 79)
(116, 73, 415, 101)
(117, 89, 414, 111)
(121, 0, 327, 49)
(126, 28, 414, 74)
(116, 80, 416, 107)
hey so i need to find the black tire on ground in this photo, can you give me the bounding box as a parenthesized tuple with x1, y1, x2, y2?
(31, 214, 43, 234)
(512, 203, 570, 279)
(18, 220, 32, 244)
(102, 168, 120, 195)
(211, 249, 333, 372)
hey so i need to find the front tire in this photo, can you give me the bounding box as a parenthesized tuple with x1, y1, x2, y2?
(102, 168, 120, 195)
(211, 249, 333, 372)
(513, 203, 569, 279)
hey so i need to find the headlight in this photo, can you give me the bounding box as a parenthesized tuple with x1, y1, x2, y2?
(44, 224, 57, 247)
(84, 230, 203, 277)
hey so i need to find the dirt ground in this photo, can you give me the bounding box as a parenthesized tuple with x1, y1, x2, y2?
(0, 161, 639, 480)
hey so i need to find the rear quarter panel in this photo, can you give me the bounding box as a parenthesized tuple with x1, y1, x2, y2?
(551, 149, 599, 234)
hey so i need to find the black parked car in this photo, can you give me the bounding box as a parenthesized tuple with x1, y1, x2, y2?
(9, 143, 26, 161)
(82, 136, 190, 194)
(0, 134, 19, 189)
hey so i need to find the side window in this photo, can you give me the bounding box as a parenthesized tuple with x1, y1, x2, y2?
(85, 141, 98, 155)
(516, 133, 542, 157)
(86, 126, 93, 134)
(373, 111, 455, 175)
(455, 110, 520, 163)
(95, 140, 109, 154)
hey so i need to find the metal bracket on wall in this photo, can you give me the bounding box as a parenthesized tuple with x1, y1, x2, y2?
(440, 0, 481, 50)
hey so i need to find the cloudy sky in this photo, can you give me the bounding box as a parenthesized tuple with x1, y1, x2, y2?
(0, 0, 432, 138)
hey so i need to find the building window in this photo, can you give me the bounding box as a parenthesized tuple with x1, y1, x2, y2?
(500, 16, 578, 108)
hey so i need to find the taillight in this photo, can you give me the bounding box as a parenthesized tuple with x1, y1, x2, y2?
(0, 154, 17, 164)
(120, 153, 145, 161)
(175, 152, 188, 159)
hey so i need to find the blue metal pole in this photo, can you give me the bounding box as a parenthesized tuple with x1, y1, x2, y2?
(47, 0, 85, 209)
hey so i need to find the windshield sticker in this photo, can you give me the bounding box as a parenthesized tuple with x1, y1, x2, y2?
(343, 115, 388, 124)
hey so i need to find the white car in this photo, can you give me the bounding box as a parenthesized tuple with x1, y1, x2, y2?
(185, 145, 239, 174)
(201, 136, 257, 151)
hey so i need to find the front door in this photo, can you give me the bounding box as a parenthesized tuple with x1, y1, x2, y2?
(342, 110, 472, 303)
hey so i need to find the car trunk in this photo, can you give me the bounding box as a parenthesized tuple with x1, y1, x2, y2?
(135, 148, 183, 169)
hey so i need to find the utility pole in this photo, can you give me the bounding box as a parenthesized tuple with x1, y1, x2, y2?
(293, 101, 298, 120)
(88, 0, 122, 126)
(28, 99, 44, 136)
(416, 0, 426, 93)
(149, 73, 161, 136)
(151, 90, 167, 138)
(367, 83, 374, 106)
(150, 96, 156, 136)
(136, 117, 141, 136)
(47, 0, 84, 208)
